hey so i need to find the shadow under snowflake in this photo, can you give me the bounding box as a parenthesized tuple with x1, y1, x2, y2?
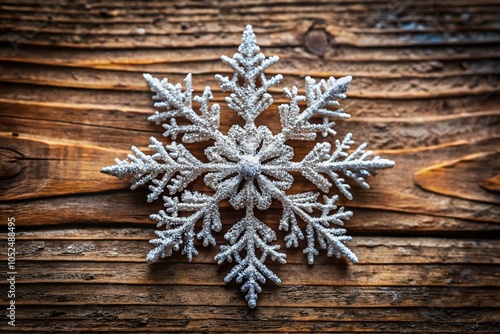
(101, 25, 395, 308)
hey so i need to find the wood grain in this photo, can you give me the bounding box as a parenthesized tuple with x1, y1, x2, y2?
(414, 150, 500, 204)
(1, 0, 499, 333)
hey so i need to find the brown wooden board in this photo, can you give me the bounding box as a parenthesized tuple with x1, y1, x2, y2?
(1, 0, 499, 332)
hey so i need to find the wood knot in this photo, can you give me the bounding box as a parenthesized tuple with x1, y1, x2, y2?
(304, 29, 329, 56)
(0, 147, 23, 179)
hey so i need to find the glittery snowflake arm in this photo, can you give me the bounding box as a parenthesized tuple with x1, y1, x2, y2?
(147, 181, 236, 263)
(280, 75, 351, 140)
(101, 138, 207, 202)
(215, 25, 283, 124)
(296, 194, 356, 265)
(258, 176, 356, 265)
(144, 73, 221, 143)
(102, 143, 241, 263)
(293, 133, 395, 200)
(214, 206, 286, 309)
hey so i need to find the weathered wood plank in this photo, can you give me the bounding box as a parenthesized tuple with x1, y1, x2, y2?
(12, 284, 499, 308)
(3, 45, 500, 66)
(2, 0, 500, 50)
(3, 197, 499, 233)
(2, 48, 500, 79)
(12, 262, 499, 286)
(2, 135, 499, 222)
(6, 236, 499, 264)
(0, 21, 312, 49)
(3, 82, 500, 119)
(3, 321, 499, 333)
(2, 181, 500, 228)
(3, 106, 500, 152)
(7, 306, 499, 330)
(1, 62, 498, 99)
(3, 95, 500, 139)
(0, 136, 127, 200)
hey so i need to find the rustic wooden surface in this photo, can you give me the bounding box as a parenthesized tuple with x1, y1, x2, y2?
(1, 0, 500, 333)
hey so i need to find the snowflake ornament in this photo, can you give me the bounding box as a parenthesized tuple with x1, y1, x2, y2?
(101, 25, 395, 308)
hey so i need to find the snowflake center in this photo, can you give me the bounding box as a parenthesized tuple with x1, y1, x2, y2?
(238, 155, 262, 179)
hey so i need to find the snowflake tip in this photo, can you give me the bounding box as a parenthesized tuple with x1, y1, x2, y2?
(239, 25, 259, 56)
(248, 299, 257, 309)
(99, 165, 112, 175)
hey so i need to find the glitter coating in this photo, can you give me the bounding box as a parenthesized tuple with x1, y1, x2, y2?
(101, 25, 395, 308)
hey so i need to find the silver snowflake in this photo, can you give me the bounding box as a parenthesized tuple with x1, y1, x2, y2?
(101, 25, 395, 308)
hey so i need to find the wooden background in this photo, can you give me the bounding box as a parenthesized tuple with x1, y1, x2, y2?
(1, 0, 500, 332)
